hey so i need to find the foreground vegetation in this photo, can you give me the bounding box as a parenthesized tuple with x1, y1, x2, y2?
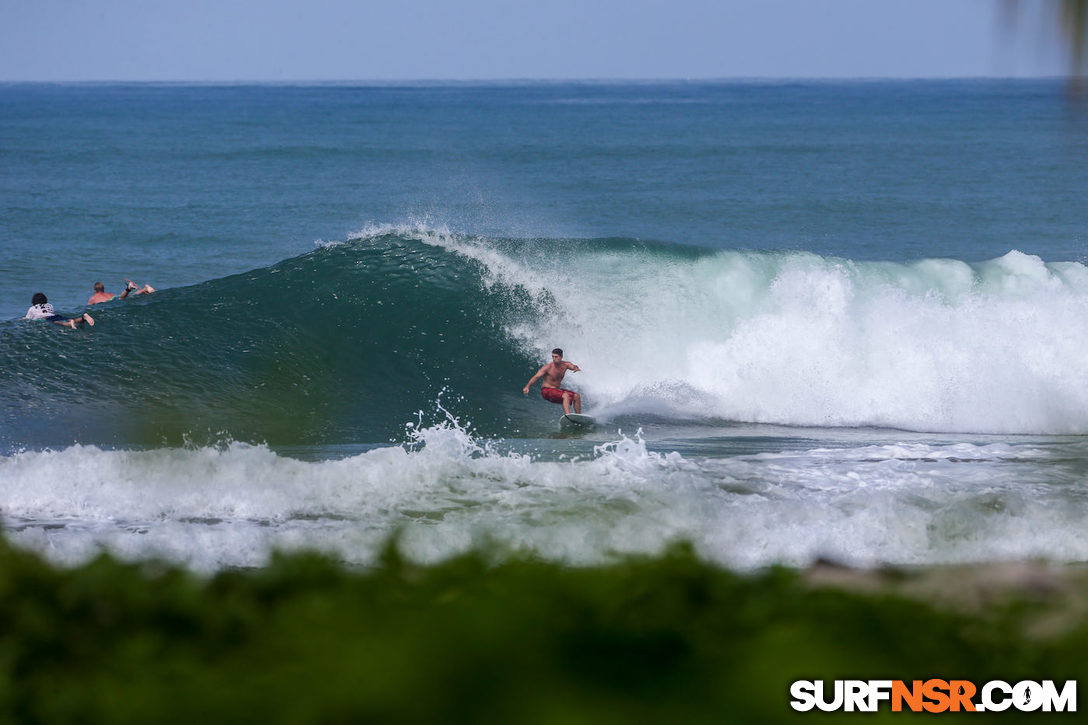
(1, 539, 1085, 723)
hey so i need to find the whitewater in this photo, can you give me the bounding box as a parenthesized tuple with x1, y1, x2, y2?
(395, 226, 1088, 435)
(5, 413, 1088, 572)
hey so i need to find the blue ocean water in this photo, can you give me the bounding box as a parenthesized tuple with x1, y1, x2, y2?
(3, 80, 1088, 571)
(4, 80, 1087, 321)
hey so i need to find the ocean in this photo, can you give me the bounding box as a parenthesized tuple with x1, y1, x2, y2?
(2, 79, 1088, 572)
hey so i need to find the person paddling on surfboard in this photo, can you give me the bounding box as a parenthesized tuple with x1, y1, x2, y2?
(88, 278, 155, 305)
(523, 348, 582, 414)
(24, 293, 94, 329)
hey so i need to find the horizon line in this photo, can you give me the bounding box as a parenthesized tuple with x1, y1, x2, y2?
(0, 75, 1073, 86)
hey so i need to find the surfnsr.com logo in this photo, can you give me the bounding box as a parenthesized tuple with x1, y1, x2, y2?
(790, 680, 1076, 713)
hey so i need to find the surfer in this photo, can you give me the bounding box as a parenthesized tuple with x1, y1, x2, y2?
(523, 348, 582, 414)
(24, 293, 95, 329)
(88, 279, 155, 305)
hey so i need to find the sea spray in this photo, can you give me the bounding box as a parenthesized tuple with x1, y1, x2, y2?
(4, 403, 1088, 571)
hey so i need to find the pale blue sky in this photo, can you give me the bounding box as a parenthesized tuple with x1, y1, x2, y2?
(0, 0, 1070, 81)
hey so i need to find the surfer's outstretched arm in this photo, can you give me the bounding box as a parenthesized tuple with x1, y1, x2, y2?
(523, 365, 547, 395)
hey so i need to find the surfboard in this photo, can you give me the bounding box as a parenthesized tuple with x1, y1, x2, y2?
(559, 413, 596, 431)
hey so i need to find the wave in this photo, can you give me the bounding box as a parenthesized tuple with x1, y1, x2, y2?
(0, 228, 540, 448)
(405, 226, 1088, 435)
(3, 226, 1088, 447)
(4, 416, 1087, 571)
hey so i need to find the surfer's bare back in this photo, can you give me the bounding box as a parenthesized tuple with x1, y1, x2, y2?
(523, 348, 582, 414)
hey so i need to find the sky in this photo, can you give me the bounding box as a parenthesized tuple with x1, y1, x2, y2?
(0, 0, 1071, 81)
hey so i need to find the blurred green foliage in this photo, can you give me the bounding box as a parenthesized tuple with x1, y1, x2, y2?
(0, 538, 1084, 724)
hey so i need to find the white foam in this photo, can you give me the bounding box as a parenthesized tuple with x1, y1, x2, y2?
(414, 235, 1088, 435)
(3, 420, 1087, 572)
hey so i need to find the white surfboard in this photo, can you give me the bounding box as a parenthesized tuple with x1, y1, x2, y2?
(559, 413, 596, 431)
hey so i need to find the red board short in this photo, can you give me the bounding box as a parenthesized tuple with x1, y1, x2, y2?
(541, 387, 576, 404)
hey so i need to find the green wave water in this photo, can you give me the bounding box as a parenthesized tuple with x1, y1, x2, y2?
(0, 233, 542, 449)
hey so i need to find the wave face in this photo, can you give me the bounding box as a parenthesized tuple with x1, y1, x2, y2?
(0, 229, 538, 448)
(4, 227, 1088, 448)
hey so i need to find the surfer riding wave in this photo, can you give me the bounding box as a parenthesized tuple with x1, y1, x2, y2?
(523, 348, 582, 414)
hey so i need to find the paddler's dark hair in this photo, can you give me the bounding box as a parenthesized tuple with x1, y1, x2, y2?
(552, 348, 563, 357)
(32, 293, 47, 305)
(94, 282, 105, 292)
